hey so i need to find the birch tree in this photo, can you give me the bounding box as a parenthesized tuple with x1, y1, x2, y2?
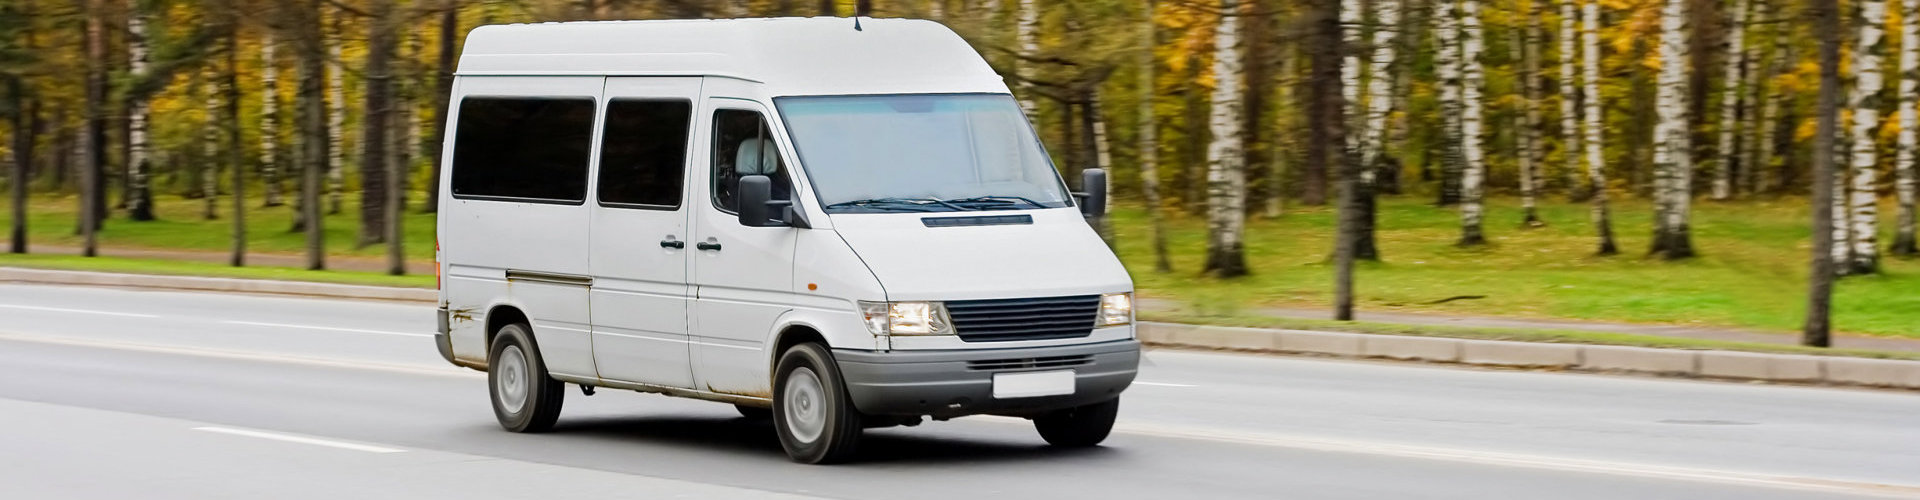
(1842, 0, 1887, 273)
(1712, 0, 1750, 200)
(201, 67, 220, 220)
(1139, 0, 1171, 272)
(326, 9, 347, 215)
(1559, 0, 1582, 198)
(1457, 0, 1488, 245)
(425, 0, 457, 214)
(360, 0, 396, 247)
(1204, 0, 1249, 277)
(1435, 0, 1464, 206)
(261, 32, 283, 208)
(1341, 0, 1363, 156)
(1356, 0, 1404, 257)
(1582, 0, 1618, 254)
(1649, 0, 1693, 259)
(1516, 2, 1544, 226)
(126, 0, 156, 221)
(1896, 0, 1919, 256)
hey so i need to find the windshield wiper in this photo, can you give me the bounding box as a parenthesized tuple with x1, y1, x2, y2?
(942, 195, 1048, 210)
(823, 198, 949, 212)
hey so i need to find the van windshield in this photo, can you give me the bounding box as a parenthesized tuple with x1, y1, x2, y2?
(775, 94, 1073, 213)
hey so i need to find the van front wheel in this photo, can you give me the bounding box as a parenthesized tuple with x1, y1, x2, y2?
(773, 343, 863, 464)
(1034, 397, 1119, 448)
(489, 323, 565, 433)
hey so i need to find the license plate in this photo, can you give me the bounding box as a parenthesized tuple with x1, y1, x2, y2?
(992, 370, 1076, 399)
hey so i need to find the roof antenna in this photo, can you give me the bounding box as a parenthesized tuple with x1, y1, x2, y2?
(853, 16, 863, 31)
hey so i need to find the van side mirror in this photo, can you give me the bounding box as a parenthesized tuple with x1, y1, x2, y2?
(738, 175, 798, 228)
(1077, 168, 1108, 221)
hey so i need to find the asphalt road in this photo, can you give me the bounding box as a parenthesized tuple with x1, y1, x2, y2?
(0, 283, 1914, 499)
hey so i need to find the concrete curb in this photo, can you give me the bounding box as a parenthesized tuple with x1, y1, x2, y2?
(0, 267, 438, 303)
(6, 267, 1915, 390)
(1139, 322, 1920, 391)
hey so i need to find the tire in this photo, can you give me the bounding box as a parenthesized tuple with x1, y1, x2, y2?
(489, 323, 565, 433)
(736, 404, 773, 420)
(772, 342, 864, 464)
(1034, 397, 1119, 448)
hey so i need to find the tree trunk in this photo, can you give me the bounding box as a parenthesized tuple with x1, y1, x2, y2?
(1711, 0, 1748, 201)
(1355, 0, 1401, 257)
(8, 76, 29, 254)
(1456, 0, 1487, 245)
(227, 30, 245, 267)
(81, 0, 105, 256)
(1651, 0, 1694, 259)
(1015, 0, 1039, 119)
(1340, 0, 1362, 157)
(1805, 0, 1841, 347)
(1517, 3, 1543, 227)
(819, 0, 835, 15)
(1434, 0, 1464, 206)
(1895, 0, 1919, 256)
(202, 67, 220, 220)
(1843, 0, 1887, 273)
(1324, 0, 1355, 319)
(386, 61, 407, 277)
(290, 0, 329, 271)
(1204, 0, 1249, 278)
(126, 0, 155, 221)
(360, 0, 394, 248)
(1090, 91, 1114, 246)
(425, 0, 456, 214)
(1559, 0, 1583, 200)
(326, 10, 346, 216)
(1752, 13, 1785, 195)
(1582, 0, 1617, 255)
(1139, 0, 1172, 272)
(261, 32, 284, 208)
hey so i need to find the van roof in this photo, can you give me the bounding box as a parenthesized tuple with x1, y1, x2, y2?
(458, 17, 1011, 97)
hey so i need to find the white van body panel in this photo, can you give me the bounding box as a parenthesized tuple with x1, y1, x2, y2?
(587, 77, 703, 389)
(439, 75, 600, 379)
(830, 209, 1131, 301)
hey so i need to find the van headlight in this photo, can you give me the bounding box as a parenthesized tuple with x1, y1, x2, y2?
(1098, 293, 1133, 327)
(858, 301, 954, 336)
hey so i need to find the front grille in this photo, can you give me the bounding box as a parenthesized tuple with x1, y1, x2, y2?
(966, 354, 1093, 371)
(946, 295, 1101, 342)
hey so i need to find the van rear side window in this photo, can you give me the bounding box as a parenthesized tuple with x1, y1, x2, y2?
(597, 99, 692, 209)
(450, 97, 595, 203)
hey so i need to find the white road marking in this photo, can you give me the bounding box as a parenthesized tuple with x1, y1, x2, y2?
(1111, 421, 1920, 498)
(193, 426, 406, 454)
(0, 304, 160, 319)
(0, 331, 483, 379)
(1133, 381, 1198, 388)
(222, 320, 428, 338)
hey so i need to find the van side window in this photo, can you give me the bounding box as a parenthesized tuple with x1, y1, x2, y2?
(598, 99, 692, 208)
(450, 97, 595, 203)
(711, 109, 791, 214)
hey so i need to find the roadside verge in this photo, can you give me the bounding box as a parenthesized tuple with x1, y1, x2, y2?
(4, 266, 1913, 390)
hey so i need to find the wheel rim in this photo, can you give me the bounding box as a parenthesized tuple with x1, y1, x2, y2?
(497, 345, 529, 415)
(783, 366, 826, 444)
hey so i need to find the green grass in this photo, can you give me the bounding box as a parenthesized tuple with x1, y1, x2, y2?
(5, 191, 1917, 340)
(1115, 196, 1920, 339)
(0, 193, 436, 260)
(1141, 310, 1920, 361)
(0, 253, 435, 288)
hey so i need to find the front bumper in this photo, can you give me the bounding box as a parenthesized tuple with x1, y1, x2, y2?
(834, 340, 1140, 418)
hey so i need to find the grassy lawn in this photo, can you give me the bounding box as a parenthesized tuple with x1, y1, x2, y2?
(5, 191, 1916, 339)
(0, 193, 435, 260)
(0, 253, 435, 288)
(1115, 195, 1920, 339)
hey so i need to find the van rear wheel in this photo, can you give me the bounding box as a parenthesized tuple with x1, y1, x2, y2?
(773, 342, 863, 464)
(1034, 397, 1119, 448)
(489, 323, 565, 433)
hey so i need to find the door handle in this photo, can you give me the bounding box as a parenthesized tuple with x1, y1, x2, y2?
(660, 239, 684, 249)
(696, 241, 723, 251)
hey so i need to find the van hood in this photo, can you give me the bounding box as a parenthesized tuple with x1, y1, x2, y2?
(828, 209, 1132, 301)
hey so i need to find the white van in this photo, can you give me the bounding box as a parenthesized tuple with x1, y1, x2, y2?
(432, 17, 1138, 464)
